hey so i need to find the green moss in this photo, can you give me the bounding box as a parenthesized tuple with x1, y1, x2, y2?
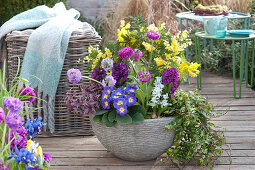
(0, 0, 67, 25)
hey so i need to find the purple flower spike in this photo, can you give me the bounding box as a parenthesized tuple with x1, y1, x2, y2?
(67, 69, 82, 84)
(139, 71, 151, 83)
(18, 87, 36, 103)
(6, 127, 28, 150)
(101, 58, 114, 72)
(119, 47, 134, 60)
(147, 29, 160, 40)
(162, 68, 180, 94)
(112, 62, 129, 87)
(0, 161, 10, 170)
(133, 49, 143, 60)
(5, 113, 23, 130)
(102, 75, 116, 87)
(0, 107, 5, 123)
(91, 68, 106, 82)
(4, 97, 22, 114)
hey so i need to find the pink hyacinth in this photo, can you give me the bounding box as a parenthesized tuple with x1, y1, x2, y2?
(147, 29, 160, 40)
(139, 71, 151, 83)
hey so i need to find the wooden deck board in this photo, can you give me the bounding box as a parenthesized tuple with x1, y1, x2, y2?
(37, 72, 255, 169)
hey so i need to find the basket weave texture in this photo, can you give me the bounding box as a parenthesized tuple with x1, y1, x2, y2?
(90, 115, 176, 161)
(5, 23, 101, 136)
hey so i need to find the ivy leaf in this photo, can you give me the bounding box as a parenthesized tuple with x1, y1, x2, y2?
(96, 110, 109, 115)
(93, 115, 102, 122)
(102, 113, 115, 127)
(130, 112, 144, 123)
(116, 114, 132, 124)
(108, 110, 117, 123)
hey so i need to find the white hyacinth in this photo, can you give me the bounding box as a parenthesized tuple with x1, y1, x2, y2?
(151, 77, 169, 108)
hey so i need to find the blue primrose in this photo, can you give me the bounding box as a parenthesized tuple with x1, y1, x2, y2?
(24, 117, 45, 140)
(103, 86, 114, 95)
(111, 89, 124, 100)
(102, 99, 111, 109)
(126, 83, 138, 90)
(113, 98, 127, 109)
(124, 87, 137, 94)
(116, 105, 128, 116)
(126, 95, 137, 106)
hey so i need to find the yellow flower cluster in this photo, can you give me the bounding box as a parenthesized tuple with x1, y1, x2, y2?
(142, 42, 155, 52)
(188, 62, 200, 77)
(118, 20, 131, 43)
(27, 140, 43, 159)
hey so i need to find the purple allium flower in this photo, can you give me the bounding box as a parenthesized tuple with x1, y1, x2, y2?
(101, 58, 114, 72)
(18, 87, 36, 103)
(0, 107, 5, 123)
(102, 99, 111, 109)
(126, 95, 137, 106)
(0, 161, 10, 170)
(139, 71, 151, 83)
(91, 68, 106, 82)
(113, 98, 127, 109)
(119, 47, 134, 60)
(112, 62, 129, 87)
(116, 105, 128, 116)
(133, 49, 143, 60)
(4, 97, 22, 114)
(102, 75, 116, 87)
(5, 113, 23, 130)
(67, 69, 82, 84)
(6, 127, 28, 150)
(43, 153, 52, 163)
(162, 68, 180, 94)
(147, 29, 160, 40)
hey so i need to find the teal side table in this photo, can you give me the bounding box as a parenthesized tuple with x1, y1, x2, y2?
(194, 32, 255, 99)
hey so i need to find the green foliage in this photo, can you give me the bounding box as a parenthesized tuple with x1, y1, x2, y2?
(164, 89, 231, 169)
(94, 105, 145, 127)
(0, 0, 67, 25)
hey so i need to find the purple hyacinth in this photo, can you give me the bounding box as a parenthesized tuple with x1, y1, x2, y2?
(0, 107, 5, 123)
(5, 113, 23, 130)
(118, 47, 134, 60)
(133, 49, 143, 60)
(91, 68, 106, 82)
(6, 127, 28, 150)
(139, 71, 151, 83)
(147, 29, 160, 40)
(67, 69, 82, 84)
(43, 153, 52, 163)
(112, 62, 129, 87)
(18, 87, 36, 103)
(101, 58, 114, 72)
(0, 161, 10, 170)
(4, 97, 22, 114)
(162, 68, 180, 94)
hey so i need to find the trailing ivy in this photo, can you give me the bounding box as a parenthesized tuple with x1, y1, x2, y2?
(163, 89, 231, 169)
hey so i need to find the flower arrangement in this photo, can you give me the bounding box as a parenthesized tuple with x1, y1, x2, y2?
(0, 63, 52, 170)
(66, 17, 228, 168)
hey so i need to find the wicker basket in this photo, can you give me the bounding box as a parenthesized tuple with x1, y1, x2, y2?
(5, 23, 101, 136)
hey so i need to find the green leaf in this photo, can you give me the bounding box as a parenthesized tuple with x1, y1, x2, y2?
(102, 113, 115, 127)
(108, 110, 117, 123)
(128, 105, 146, 115)
(93, 115, 102, 122)
(135, 89, 146, 106)
(130, 112, 144, 123)
(96, 110, 109, 115)
(116, 114, 132, 124)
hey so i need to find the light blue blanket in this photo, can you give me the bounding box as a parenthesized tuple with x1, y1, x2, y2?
(0, 2, 83, 133)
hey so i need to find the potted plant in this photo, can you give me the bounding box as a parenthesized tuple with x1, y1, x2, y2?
(66, 17, 229, 168)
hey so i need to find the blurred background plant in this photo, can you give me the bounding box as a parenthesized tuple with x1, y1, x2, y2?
(0, 0, 67, 25)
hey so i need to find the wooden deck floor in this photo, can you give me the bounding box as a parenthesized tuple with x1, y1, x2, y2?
(38, 72, 255, 170)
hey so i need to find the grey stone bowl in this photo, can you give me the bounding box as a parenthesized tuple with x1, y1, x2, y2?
(90, 115, 176, 161)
